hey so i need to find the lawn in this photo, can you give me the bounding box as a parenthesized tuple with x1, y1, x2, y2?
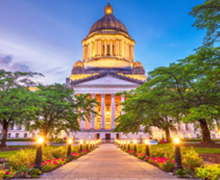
(0, 151, 18, 158)
(151, 143, 220, 154)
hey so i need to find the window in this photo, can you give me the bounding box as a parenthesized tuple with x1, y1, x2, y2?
(185, 124, 188, 131)
(107, 45, 110, 55)
(7, 133, 11, 138)
(24, 133, 27, 138)
(196, 134, 200, 139)
(112, 45, 115, 55)
(16, 133, 19, 138)
(17, 125, 22, 130)
(102, 45, 105, 56)
(0, 134, 2, 138)
(212, 134, 216, 139)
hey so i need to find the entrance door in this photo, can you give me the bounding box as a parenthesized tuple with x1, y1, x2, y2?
(116, 133, 120, 140)
(105, 133, 111, 143)
(96, 133, 100, 140)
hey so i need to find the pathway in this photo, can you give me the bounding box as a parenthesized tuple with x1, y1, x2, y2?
(19, 144, 196, 180)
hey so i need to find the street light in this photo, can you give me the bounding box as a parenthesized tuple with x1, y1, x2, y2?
(127, 140, 130, 151)
(174, 137, 183, 170)
(67, 138, 72, 157)
(79, 140, 83, 152)
(34, 137, 44, 169)
(133, 139, 137, 153)
(145, 139, 150, 157)
(86, 141, 89, 151)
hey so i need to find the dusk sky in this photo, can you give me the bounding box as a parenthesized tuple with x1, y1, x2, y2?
(0, 0, 205, 84)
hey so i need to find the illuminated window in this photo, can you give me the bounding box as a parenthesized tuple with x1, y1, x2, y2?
(112, 45, 115, 55)
(107, 45, 110, 55)
(24, 133, 27, 138)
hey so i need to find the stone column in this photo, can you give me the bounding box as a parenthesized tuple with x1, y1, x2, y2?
(121, 95, 125, 115)
(127, 43, 130, 59)
(115, 40, 119, 56)
(83, 45, 86, 61)
(81, 109, 84, 130)
(90, 42, 93, 58)
(95, 40, 98, 56)
(91, 94, 96, 130)
(101, 93, 105, 130)
(105, 40, 107, 56)
(119, 40, 122, 56)
(98, 40, 102, 56)
(124, 41, 126, 59)
(111, 94, 115, 130)
(110, 40, 113, 56)
(132, 45, 134, 61)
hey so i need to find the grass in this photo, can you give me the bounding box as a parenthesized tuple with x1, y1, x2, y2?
(0, 151, 18, 158)
(135, 143, 220, 154)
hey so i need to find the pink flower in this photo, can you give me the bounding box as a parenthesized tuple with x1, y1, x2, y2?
(5, 171, 10, 175)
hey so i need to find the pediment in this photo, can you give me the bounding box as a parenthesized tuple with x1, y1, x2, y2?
(77, 76, 140, 86)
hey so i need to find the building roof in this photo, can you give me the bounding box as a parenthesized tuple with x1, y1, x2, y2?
(89, 3, 128, 35)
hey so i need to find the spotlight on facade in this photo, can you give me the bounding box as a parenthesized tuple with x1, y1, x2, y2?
(173, 137, 183, 170)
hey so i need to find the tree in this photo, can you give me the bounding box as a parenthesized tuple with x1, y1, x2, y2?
(25, 84, 97, 139)
(189, 0, 220, 46)
(148, 47, 220, 142)
(114, 85, 181, 143)
(0, 70, 41, 147)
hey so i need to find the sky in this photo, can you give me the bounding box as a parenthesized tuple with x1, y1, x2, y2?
(0, 0, 206, 84)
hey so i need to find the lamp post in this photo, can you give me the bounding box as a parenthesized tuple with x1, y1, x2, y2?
(67, 138, 73, 157)
(123, 141, 126, 149)
(127, 141, 130, 151)
(79, 140, 83, 152)
(86, 141, 89, 151)
(145, 139, 150, 157)
(174, 137, 183, 170)
(133, 140, 137, 153)
(34, 137, 44, 169)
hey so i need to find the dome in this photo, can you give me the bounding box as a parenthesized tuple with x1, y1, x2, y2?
(89, 3, 128, 34)
(133, 61, 144, 69)
(73, 60, 84, 68)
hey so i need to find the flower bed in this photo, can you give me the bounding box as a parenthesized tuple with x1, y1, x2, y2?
(2, 146, 95, 179)
(120, 145, 217, 179)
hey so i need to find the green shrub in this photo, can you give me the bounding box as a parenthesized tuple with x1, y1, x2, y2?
(51, 147, 66, 158)
(7, 149, 35, 169)
(195, 164, 220, 180)
(174, 168, 195, 178)
(182, 148, 203, 170)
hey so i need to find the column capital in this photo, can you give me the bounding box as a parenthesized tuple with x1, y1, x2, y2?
(91, 93, 96, 98)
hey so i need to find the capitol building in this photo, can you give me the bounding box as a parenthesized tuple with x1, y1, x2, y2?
(4, 2, 219, 142)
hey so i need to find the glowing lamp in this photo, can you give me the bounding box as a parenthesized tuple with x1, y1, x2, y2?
(133, 140, 137, 144)
(79, 140, 83, 144)
(86, 141, 89, 144)
(145, 139, 149, 145)
(174, 137, 180, 144)
(37, 137, 44, 145)
(68, 138, 73, 144)
(127, 140, 130, 144)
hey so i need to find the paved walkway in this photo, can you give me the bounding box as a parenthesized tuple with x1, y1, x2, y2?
(35, 144, 182, 180)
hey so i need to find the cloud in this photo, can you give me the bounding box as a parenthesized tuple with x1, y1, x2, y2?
(0, 55, 30, 72)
